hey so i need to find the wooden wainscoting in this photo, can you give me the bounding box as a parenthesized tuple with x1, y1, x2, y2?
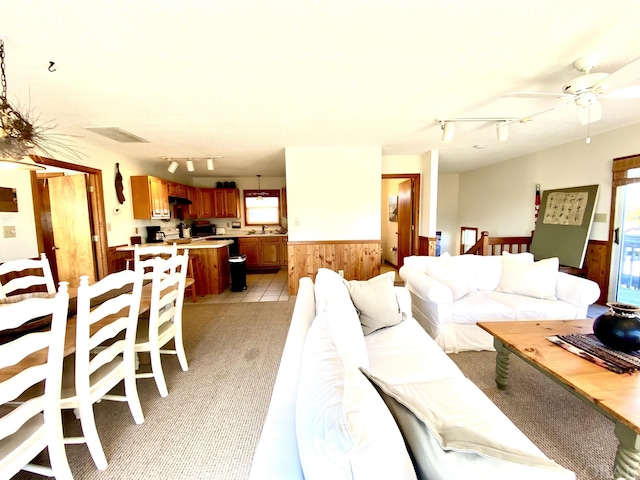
(287, 240, 381, 295)
(583, 240, 609, 305)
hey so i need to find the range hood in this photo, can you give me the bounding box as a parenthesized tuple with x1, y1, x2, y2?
(168, 195, 192, 205)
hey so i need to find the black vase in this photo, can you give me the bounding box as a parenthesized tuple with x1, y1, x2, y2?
(593, 302, 640, 352)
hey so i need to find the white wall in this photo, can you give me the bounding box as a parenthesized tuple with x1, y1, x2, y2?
(436, 173, 459, 255)
(455, 122, 640, 243)
(0, 170, 39, 262)
(285, 146, 382, 241)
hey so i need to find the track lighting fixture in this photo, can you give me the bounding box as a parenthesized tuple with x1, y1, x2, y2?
(164, 155, 222, 173)
(496, 122, 510, 142)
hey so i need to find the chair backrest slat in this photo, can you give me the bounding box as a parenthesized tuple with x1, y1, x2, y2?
(0, 253, 56, 298)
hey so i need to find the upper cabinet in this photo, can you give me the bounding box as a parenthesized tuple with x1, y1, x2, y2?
(131, 176, 240, 220)
(131, 176, 170, 219)
(213, 188, 240, 218)
(197, 188, 214, 218)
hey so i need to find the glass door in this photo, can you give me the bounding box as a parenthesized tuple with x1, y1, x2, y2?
(613, 183, 640, 304)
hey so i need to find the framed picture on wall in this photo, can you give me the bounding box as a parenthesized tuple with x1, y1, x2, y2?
(389, 196, 398, 222)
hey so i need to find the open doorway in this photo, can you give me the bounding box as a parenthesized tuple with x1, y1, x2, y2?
(381, 174, 420, 270)
(30, 156, 109, 286)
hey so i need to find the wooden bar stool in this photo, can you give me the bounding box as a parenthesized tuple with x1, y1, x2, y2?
(184, 256, 197, 303)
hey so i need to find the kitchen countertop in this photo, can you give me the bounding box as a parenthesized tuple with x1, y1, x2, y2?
(115, 239, 233, 251)
(204, 232, 288, 238)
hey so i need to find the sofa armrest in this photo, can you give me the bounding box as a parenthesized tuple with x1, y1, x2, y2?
(555, 272, 600, 307)
(403, 268, 454, 304)
(394, 286, 413, 317)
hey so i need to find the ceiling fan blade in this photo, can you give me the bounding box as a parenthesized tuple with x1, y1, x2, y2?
(516, 102, 572, 122)
(594, 56, 640, 92)
(600, 85, 640, 99)
(503, 92, 571, 99)
(577, 101, 602, 125)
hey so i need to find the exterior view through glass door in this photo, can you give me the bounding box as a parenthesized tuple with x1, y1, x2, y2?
(614, 182, 640, 305)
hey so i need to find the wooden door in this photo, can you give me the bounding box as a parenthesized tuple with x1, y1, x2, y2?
(48, 174, 96, 287)
(397, 179, 413, 268)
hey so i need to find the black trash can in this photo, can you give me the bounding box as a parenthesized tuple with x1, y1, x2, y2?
(229, 254, 247, 292)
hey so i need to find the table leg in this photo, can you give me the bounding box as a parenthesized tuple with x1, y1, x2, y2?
(613, 422, 640, 479)
(494, 339, 510, 390)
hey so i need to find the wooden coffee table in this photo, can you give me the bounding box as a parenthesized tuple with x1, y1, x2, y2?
(478, 320, 640, 480)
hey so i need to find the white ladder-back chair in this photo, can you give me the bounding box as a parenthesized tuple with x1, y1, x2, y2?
(135, 251, 189, 397)
(0, 283, 72, 479)
(61, 270, 144, 471)
(133, 243, 197, 303)
(0, 253, 56, 299)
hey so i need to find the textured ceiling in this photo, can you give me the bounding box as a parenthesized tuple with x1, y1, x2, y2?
(2, 1, 640, 177)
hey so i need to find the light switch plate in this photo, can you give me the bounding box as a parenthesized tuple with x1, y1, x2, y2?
(3, 225, 16, 238)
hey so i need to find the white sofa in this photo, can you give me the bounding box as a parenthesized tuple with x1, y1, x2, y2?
(249, 268, 575, 480)
(399, 252, 601, 353)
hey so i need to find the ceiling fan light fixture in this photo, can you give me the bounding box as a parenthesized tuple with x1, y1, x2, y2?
(207, 158, 214, 170)
(167, 159, 178, 173)
(186, 158, 195, 172)
(497, 122, 510, 142)
(441, 121, 454, 141)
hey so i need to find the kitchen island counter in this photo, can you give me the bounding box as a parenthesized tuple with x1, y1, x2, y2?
(116, 240, 232, 295)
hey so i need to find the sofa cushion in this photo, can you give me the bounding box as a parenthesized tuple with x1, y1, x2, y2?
(360, 369, 575, 480)
(296, 313, 417, 480)
(498, 252, 559, 300)
(343, 271, 405, 335)
(314, 268, 368, 367)
(423, 260, 472, 300)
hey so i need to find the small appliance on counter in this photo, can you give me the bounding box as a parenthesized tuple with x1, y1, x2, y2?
(191, 222, 216, 238)
(216, 227, 226, 235)
(146, 226, 162, 243)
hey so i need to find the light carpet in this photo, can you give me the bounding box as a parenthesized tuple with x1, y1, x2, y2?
(15, 300, 294, 480)
(15, 301, 636, 480)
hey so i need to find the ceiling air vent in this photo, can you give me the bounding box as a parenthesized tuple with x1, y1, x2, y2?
(83, 126, 149, 143)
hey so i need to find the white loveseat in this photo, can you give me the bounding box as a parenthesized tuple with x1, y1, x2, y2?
(399, 252, 601, 353)
(249, 268, 575, 480)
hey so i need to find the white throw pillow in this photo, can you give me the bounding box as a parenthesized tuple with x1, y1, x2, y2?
(498, 252, 559, 300)
(360, 369, 574, 480)
(343, 271, 405, 335)
(296, 314, 418, 480)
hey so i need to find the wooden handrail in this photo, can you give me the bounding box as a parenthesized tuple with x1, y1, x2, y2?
(465, 231, 533, 256)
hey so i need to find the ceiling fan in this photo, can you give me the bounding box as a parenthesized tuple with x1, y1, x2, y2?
(504, 55, 640, 125)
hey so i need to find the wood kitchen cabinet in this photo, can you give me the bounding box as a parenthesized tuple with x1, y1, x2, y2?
(167, 181, 187, 198)
(184, 186, 198, 219)
(197, 188, 214, 218)
(131, 176, 170, 219)
(213, 188, 240, 218)
(238, 237, 260, 268)
(259, 237, 281, 266)
(238, 236, 288, 269)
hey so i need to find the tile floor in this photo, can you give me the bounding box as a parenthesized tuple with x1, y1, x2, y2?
(196, 268, 293, 304)
(194, 264, 402, 305)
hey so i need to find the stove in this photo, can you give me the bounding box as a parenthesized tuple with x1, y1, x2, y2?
(161, 227, 181, 242)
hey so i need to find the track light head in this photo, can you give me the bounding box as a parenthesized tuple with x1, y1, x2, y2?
(186, 158, 195, 172)
(207, 158, 214, 170)
(167, 159, 178, 173)
(441, 121, 454, 141)
(497, 122, 510, 142)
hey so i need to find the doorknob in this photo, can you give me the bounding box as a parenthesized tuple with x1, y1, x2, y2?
(52, 245, 60, 251)
(614, 228, 620, 245)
